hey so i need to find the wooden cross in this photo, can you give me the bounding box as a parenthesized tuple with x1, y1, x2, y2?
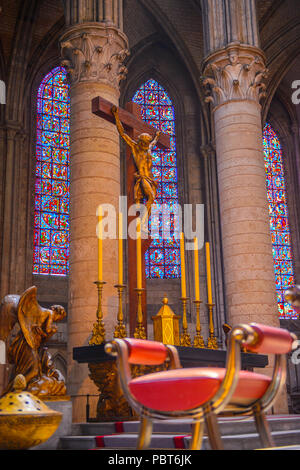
(92, 96, 171, 336)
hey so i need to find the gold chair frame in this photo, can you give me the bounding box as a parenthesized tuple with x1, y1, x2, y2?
(105, 323, 298, 450)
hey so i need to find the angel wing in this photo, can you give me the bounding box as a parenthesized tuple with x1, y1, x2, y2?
(0, 294, 20, 341)
(17, 286, 43, 350)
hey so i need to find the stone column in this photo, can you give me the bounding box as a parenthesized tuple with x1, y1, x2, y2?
(201, 1, 287, 411)
(60, 1, 129, 422)
(202, 43, 278, 328)
(201, 0, 260, 56)
(0, 127, 19, 297)
(201, 143, 226, 341)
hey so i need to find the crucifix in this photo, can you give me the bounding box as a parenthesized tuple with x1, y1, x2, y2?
(92, 96, 170, 337)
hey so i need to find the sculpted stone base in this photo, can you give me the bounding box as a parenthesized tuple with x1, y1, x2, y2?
(88, 362, 135, 421)
(88, 361, 169, 421)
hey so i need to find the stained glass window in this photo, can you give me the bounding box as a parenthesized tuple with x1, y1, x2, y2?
(133, 79, 180, 279)
(33, 66, 70, 276)
(263, 123, 296, 318)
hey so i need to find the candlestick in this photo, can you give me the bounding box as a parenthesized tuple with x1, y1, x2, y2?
(136, 218, 142, 290)
(114, 284, 127, 339)
(180, 297, 191, 346)
(134, 288, 146, 339)
(118, 212, 123, 286)
(98, 206, 103, 282)
(193, 300, 205, 348)
(205, 242, 213, 305)
(194, 237, 200, 302)
(180, 232, 187, 298)
(206, 302, 218, 349)
(89, 280, 106, 345)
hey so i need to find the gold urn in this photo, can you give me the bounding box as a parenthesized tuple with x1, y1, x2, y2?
(0, 374, 62, 450)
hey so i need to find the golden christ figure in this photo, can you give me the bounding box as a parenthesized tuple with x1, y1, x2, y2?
(112, 105, 161, 224)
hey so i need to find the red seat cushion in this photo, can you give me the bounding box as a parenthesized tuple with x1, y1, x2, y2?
(124, 338, 168, 365)
(244, 323, 294, 355)
(129, 368, 271, 412)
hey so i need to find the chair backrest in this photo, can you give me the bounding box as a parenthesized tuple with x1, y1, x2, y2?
(243, 323, 297, 355)
(123, 338, 168, 365)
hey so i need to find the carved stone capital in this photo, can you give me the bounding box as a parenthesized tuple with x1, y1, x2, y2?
(15, 129, 28, 144)
(291, 123, 300, 137)
(6, 127, 19, 142)
(201, 43, 268, 108)
(200, 143, 215, 159)
(60, 24, 129, 90)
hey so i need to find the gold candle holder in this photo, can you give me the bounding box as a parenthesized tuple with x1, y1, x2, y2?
(114, 284, 127, 339)
(89, 281, 106, 345)
(206, 302, 218, 349)
(180, 297, 191, 347)
(134, 288, 146, 340)
(193, 300, 205, 348)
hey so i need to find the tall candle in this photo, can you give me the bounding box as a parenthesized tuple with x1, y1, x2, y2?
(136, 217, 142, 289)
(180, 232, 187, 298)
(98, 206, 103, 282)
(194, 237, 200, 301)
(118, 212, 123, 285)
(205, 242, 213, 304)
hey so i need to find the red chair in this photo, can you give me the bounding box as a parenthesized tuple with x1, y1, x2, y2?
(105, 323, 298, 450)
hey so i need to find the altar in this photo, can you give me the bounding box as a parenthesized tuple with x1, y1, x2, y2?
(73, 343, 268, 370)
(69, 95, 271, 423)
(73, 342, 268, 422)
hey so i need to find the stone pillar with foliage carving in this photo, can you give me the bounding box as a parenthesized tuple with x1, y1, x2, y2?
(200, 0, 288, 412)
(60, 0, 129, 422)
(201, 0, 279, 328)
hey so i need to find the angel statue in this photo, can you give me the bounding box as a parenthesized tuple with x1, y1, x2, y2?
(0, 286, 67, 397)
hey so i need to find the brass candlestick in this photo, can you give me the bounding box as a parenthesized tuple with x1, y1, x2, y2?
(180, 297, 191, 346)
(114, 284, 127, 339)
(193, 300, 205, 348)
(206, 302, 218, 349)
(89, 281, 106, 345)
(134, 288, 146, 340)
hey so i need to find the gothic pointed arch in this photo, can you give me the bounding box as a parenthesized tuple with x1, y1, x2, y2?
(132, 78, 181, 279)
(33, 66, 70, 276)
(52, 351, 67, 379)
(263, 122, 296, 318)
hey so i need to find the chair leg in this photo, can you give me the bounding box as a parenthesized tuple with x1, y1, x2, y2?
(190, 419, 204, 450)
(136, 416, 153, 449)
(205, 408, 224, 450)
(253, 404, 275, 448)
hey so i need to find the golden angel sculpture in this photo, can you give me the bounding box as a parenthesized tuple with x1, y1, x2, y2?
(0, 286, 67, 397)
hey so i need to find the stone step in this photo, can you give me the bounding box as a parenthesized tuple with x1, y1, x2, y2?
(60, 432, 201, 450)
(60, 429, 300, 451)
(60, 415, 300, 450)
(76, 415, 300, 437)
(216, 429, 300, 451)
